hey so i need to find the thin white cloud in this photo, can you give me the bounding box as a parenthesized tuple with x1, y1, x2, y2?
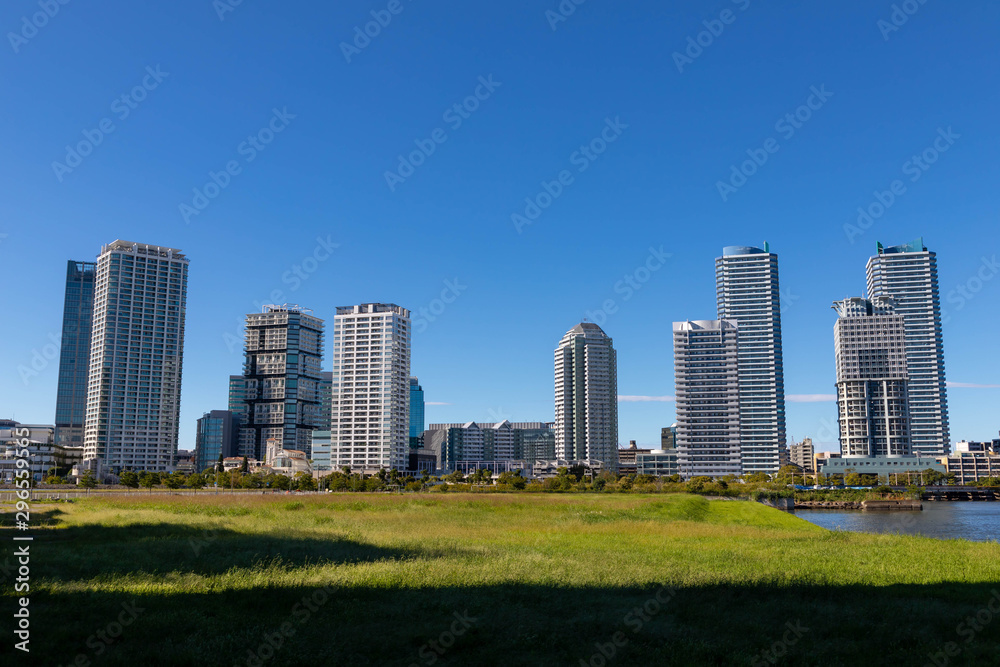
(947, 382, 1000, 389)
(426, 401, 452, 406)
(618, 395, 676, 402)
(787, 394, 837, 403)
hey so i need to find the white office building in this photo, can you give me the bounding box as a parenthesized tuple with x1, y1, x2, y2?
(716, 244, 786, 474)
(554, 323, 618, 470)
(832, 296, 911, 457)
(83, 240, 188, 472)
(329, 304, 411, 472)
(866, 238, 949, 456)
(673, 320, 741, 478)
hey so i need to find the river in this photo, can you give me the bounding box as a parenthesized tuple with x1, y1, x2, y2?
(794, 502, 1000, 542)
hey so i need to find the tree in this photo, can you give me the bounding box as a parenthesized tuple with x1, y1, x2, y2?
(79, 470, 97, 489)
(163, 471, 186, 489)
(185, 472, 206, 489)
(297, 474, 318, 491)
(498, 470, 526, 490)
(744, 472, 770, 484)
(119, 471, 139, 489)
(216, 454, 224, 474)
(240, 456, 249, 474)
(138, 471, 158, 492)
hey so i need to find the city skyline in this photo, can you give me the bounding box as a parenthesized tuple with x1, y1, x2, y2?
(4, 234, 997, 456)
(2, 1, 998, 452)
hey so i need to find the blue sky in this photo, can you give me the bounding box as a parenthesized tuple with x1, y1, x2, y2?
(2, 0, 998, 452)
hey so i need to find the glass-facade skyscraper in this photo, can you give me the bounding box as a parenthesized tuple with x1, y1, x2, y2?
(716, 244, 786, 474)
(409, 376, 424, 448)
(238, 305, 324, 459)
(55, 260, 96, 447)
(195, 410, 239, 473)
(866, 238, 949, 456)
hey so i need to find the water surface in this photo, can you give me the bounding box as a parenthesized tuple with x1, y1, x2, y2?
(794, 502, 1000, 543)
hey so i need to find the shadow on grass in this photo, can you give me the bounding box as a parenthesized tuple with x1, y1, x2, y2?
(7, 581, 1000, 666)
(4, 523, 429, 580)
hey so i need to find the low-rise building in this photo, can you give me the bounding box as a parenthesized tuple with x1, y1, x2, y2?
(817, 455, 945, 481)
(263, 439, 312, 477)
(636, 449, 679, 477)
(0, 422, 83, 482)
(618, 441, 651, 475)
(940, 452, 1000, 485)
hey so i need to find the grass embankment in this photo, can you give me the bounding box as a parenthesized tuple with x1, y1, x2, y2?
(3, 494, 999, 666)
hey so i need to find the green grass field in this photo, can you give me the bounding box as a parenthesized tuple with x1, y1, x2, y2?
(3, 493, 1000, 666)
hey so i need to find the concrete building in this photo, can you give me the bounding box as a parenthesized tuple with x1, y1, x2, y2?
(83, 240, 189, 473)
(617, 441, 650, 475)
(866, 238, 949, 456)
(554, 323, 618, 469)
(263, 438, 312, 476)
(832, 296, 911, 457)
(716, 244, 786, 474)
(195, 410, 239, 473)
(329, 303, 411, 472)
(790, 438, 815, 474)
(422, 421, 555, 472)
(175, 450, 196, 474)
(409, 377, 425, 448)
(673, 320, 741, 478)
(516, 422, 556, 461)
(239, 305, 324, 459)
(636, 450, 679, 477)
(818, 455, 945, 481)
(941, 452, 1000, 485)
(54, 260, 96, 447)
(1, 421, 82, 482)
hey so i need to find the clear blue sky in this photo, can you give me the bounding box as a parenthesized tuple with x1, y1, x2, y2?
(2, 0, 998, 452)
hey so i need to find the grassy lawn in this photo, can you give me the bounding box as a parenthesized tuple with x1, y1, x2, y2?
(3, 493, 1000, 666)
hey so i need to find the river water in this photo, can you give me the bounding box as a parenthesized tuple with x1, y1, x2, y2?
(793, 502, 1000, 543)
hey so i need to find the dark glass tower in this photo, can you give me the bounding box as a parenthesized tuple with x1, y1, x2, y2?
(54, 260, 96, 446)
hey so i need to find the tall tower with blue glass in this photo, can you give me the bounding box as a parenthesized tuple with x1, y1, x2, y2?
(409, 377, 424, 449)
(55, 260, 96, 447)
